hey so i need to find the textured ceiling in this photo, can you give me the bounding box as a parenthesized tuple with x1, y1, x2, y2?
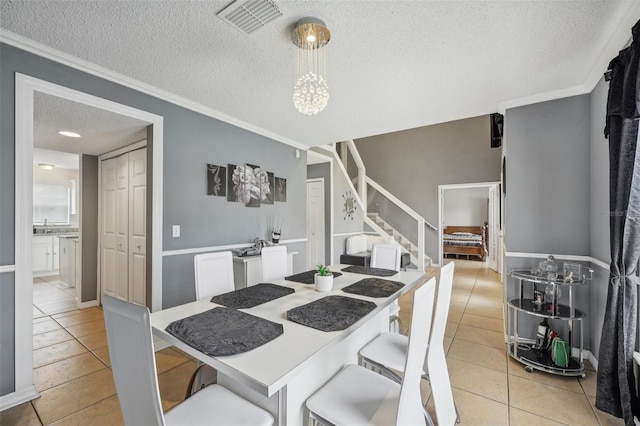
(34, 92, 149, 157)
(2, 1, 639, 149)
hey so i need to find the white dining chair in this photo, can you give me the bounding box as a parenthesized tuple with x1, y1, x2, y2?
(102, 295, 274, 426)
(358, 261, 458, 425)
(306, 278, 437, 426)
(194, 251, 235, 300)
(261, 245, 288, 282)
(371, 242, 403, 333)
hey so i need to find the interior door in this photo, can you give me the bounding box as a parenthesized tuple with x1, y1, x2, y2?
(307, 179, 325, 268)
(101, 158, 117, 297)
(128, 148, 147, 305)
(488, 184, 499, 272)
(115, 153, 129, 300)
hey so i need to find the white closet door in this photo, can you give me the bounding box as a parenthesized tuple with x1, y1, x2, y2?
(128, 148, 147, 305)
(115, 153, 129, 300)
(101, 158, 118, 297)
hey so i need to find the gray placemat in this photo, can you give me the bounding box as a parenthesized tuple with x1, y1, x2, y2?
(286, 296, 377, 332)
(166, 307, 283, 356)
(285, 270, 343, 284)
(341, 265, 398, 277)
(342, 278, 405, 298)
(210, 283, 294, 309)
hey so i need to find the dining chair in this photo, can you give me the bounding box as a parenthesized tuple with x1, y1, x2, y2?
(261, 245, 288, 282)
(194, 251, 235, 300)
(102, 294, 274, 426)
(306, 278, 437, 426)
(358, 261, 458, 425)
(371, 242, 403, 333)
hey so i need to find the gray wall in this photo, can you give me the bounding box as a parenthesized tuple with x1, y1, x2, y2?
(0, 43, 307, 396)
(307, 162, 332, 265)
(355, 115, 502, 261)
(80, 155, 98, 303)
(505, 95, 591, 255)
(443, 187, 489, 227)
(504, 91, 608, 355)
(0, 272, 15, 395)
(589, 77, 612, 359)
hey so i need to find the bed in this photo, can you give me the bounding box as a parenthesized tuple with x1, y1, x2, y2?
(443, 225, 487, 261)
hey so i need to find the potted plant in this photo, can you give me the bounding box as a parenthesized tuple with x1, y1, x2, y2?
(315, 264, 333, 292)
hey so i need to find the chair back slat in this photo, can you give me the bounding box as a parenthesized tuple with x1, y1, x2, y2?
(103, 295, 166, 426)
(396, 278, 436, 425)
(371, 243, 401, 271)
(261, 246, 288, 282)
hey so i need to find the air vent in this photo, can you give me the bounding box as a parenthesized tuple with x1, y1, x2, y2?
(218, 0, 284, 35)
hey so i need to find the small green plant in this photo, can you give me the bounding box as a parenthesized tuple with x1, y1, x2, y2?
(317, 264, 331, 276)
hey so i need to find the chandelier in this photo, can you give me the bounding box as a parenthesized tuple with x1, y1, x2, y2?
(291, 18, 331, 115)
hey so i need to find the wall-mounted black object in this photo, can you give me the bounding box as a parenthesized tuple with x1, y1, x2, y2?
(491, 113, 504, 148)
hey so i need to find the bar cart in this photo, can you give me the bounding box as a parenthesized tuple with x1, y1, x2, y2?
(507, 266, 592, 377)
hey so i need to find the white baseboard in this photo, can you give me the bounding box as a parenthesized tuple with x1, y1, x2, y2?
(0, 386, 39, 412)
(76, 299, 98, 309)
(153, 336, 171, 352)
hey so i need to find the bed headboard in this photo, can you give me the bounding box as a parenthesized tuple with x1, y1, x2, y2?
(443, 225, 485, 235)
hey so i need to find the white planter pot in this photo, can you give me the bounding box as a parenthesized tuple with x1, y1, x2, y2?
(315, 274, 333, 292)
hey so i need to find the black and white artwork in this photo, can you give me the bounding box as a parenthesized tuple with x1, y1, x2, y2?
(227, 164, 239, 202)
(275, 177, 287, 202)
(207, 164, 226, 196)
(259, 170, 274, 205)
(245, 163, 261, 207)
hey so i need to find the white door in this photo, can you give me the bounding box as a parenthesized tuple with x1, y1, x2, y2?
(307, 179, 325, 268)
(488, 184, 499, 272)
(101, 158, 118, 297)
(128, 148, 147, 305)
(115, 154, 129, 300)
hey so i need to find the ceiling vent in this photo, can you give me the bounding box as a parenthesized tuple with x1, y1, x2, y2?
(218, 0, 284, 35)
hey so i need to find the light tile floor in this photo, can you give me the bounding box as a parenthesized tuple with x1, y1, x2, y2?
(0, 260, 625, 425)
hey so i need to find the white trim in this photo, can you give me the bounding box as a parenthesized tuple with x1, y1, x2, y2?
(307, 149, 332, 164)
(306, 178, 326, 268)
(75, 299, 98, 310)
(14, 74, 164, 403)
(331, 149, 364, 213)
(498, 85, 588, 115)
(162, 238, 308, 257)
(505, 252, 609, 271)
(100, 139, 147, 161)
(333, 231, 376, 237)
(0, 386, 39, 412)
(0, 29, 306, 151)
(0, 265, 16, 273)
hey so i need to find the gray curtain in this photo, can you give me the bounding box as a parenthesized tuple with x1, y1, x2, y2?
(596, 20, 640, 426)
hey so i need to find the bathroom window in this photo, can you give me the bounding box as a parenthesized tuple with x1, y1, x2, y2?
(33, 184, 70, 225)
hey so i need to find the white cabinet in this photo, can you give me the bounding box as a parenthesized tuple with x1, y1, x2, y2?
(232, 252, 295, 289)
(33, 235, 60, 277)
(33, 236, 53, 274)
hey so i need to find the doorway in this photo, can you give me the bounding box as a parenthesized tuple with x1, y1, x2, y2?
(307, 178, 325, 268)
(438, 182, 501, 272)
(14, 74, 164, 402)
(306, 149, 333, 266)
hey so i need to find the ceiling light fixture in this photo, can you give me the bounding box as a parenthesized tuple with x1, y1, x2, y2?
(58, 130, 81, 138)
(291, 17, 330, 116)
(38, 163, 54, 171)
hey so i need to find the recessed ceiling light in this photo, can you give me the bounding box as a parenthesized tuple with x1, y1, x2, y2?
(38, 163, 54, 170)
(58, 130, 81, 138)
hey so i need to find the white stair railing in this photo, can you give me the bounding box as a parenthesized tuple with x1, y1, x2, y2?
(337, 140, 437, 271)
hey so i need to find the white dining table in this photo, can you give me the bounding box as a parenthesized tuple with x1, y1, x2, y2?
(150, 264, 427, 426)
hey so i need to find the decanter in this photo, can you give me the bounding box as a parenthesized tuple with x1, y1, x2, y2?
(538, 255, 558, 280)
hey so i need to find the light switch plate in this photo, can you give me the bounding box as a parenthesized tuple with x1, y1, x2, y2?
(172, 225, 180, 238)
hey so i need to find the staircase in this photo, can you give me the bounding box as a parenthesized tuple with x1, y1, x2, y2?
(328, 139, 438, 272)
(367, 213, 432, 269)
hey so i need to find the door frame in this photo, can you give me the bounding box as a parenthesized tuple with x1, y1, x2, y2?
(14, 74, 163, 400)
(437, 181, 501, 271)
(307, 149, 334, 264)
(306, 178, 325, 268)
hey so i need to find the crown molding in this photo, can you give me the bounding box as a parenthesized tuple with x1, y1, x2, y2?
(0, 29, 307, 150)
(498, 1, 640, 114)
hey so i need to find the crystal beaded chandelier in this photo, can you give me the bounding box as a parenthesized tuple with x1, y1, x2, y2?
(291, 18, 330, 115)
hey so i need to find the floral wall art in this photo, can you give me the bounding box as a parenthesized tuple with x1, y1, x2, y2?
(209, 162, 286, 207)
